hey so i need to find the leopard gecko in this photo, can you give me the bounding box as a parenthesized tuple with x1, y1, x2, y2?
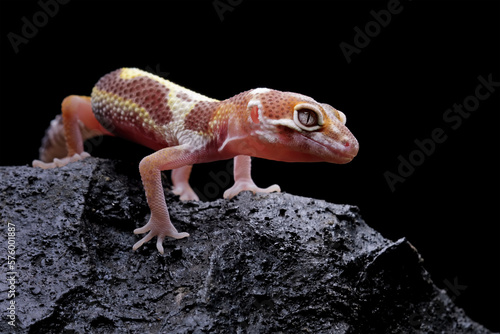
(33, 68, 359, 253)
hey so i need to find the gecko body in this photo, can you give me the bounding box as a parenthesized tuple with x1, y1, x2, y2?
(33, 68, 359, 253)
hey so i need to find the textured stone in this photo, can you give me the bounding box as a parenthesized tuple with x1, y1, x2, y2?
(0, 158, 495, 333)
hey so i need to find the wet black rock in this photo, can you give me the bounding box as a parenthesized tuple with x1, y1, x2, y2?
(0, 158, 496, 333)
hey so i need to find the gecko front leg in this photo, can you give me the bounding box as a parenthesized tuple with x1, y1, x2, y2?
(172, 156, 280, 201)
(171, 165, 199, 201)
(224, 155, 280, 199)
(133, 144, 202, 254)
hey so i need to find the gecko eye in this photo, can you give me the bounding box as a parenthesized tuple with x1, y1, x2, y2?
(297, 109, 318, 127)
(293, 103, 324, 131)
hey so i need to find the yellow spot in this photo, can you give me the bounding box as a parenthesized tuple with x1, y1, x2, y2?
(119, 68, 146, 80)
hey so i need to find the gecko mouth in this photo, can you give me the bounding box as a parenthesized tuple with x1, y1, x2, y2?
(303, 135, 358, 163)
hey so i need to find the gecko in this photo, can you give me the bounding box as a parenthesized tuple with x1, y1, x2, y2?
(33, 68, 359, 254)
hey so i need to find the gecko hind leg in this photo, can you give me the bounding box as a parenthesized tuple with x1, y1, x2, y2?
(223, 155, 281, 199)
(32, 95, 113, 169)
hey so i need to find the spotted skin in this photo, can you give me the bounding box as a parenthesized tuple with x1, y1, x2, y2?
(33, 67, 359, 254)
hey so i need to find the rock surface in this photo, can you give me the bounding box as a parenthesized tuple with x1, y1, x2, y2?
(0, 158, 496, 333)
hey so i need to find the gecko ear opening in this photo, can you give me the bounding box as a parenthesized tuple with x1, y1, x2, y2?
(251, 105, 260, 124)
(248, 100, 263, 124)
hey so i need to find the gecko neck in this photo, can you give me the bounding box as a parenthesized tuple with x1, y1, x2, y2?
(214, 91, 268, 159)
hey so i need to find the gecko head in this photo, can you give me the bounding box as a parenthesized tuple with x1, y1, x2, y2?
(246, 89, 359, 164)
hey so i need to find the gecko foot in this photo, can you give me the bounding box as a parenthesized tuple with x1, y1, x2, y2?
(172, 184, 200, 201)
(133, 216, 189, 254)
(32, 152, 91, 169)
(223, 179, 281, 199)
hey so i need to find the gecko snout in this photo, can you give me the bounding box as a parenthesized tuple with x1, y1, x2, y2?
(341, 135, 359, 162)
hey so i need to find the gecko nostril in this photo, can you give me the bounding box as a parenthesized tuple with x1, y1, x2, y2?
(341, 138, 350, 147)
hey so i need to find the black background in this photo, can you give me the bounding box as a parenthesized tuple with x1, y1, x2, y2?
(1, 0, 499, 331)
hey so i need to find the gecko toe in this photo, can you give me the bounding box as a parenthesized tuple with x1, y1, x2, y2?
(32, 152, 91, 169)
(156, 237, 165, 254)
(263, 184, 281, 193)
(133, 225, 150, 235)
(132, 231, 154, 251)
(171, 232, 190, 239)
(224, 180, 281, 199)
